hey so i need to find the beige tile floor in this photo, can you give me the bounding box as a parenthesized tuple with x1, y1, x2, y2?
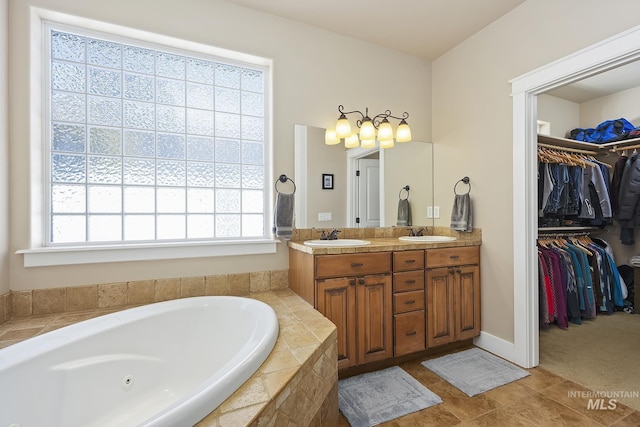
(337, 355, 640, 427)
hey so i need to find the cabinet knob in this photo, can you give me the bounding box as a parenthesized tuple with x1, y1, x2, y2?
(351, 262, 364, 268)
(405, 259, 416, 264)
(358, 278, 365, 285)
(404, 300, 416, 305)
(349, 279, 356, 286)
(406, 331, 417, 336)
(449, 268, 455, 274)
(449, 255, 459, 259)
(456, 268, 462, 274)
(405, 279, 416, 284)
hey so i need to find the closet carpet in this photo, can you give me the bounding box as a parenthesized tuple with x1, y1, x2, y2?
(539, 312, 640, 411)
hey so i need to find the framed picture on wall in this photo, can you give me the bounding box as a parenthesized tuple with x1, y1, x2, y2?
(322, 173, 334, 190)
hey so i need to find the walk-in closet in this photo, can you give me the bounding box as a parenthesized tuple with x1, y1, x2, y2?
(536, 76, 640, 410)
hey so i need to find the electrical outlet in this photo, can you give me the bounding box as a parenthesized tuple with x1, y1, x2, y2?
(433, 206, 440, 218)
(427, 206, 433, 218)
(318, 212, 332, 221)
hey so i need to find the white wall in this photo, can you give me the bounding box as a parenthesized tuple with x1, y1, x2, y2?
(7, 0, 431, 290)
(432, 0, 640, 343)
(580, 85, 640, 127)
(537, 94, 579, 138)
(0, 0, 8, 295)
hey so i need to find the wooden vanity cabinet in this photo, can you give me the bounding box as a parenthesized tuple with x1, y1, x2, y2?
(300, 252, 393, 370)
(288, 242, 481, 370)
(392, 250, 426, 356)
(425, 246, 481, 348)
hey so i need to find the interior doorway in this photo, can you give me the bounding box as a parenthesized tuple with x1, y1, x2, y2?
(347, 147, 385, 227)
(510, 25, 640, 369)
(356, 156, 381, 228)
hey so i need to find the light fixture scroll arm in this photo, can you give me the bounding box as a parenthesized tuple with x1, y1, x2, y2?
(384, 110, 410, 122)
(337, 104, 365, 124)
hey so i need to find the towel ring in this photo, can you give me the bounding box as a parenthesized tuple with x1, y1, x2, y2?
(399, 185, 410, 200)
(454, 176, 471, 195)
(275, 174, 296, 195)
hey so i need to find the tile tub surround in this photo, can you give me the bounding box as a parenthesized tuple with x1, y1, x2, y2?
(3, 269, 289, 323)
(0, 292, 10, 324)
(0, 290, 339, 427)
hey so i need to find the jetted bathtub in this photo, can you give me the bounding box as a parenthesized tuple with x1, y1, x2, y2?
(0, 296, 279, 427)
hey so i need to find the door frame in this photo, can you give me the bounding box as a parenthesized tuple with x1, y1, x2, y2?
(510, 24, 640, 368)
(347, 147, 385, 227)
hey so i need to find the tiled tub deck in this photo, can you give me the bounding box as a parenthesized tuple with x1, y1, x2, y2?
(0, 290, 339, 427)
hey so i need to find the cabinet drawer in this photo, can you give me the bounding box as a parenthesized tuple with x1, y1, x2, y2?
(425, 246, 479, 268)
(315, 252, 391, 279)
(393, 270, 425, 293)
(393, 250, 424, 272)
(394, 310, 426, 356)
(394, 290, 425, 314)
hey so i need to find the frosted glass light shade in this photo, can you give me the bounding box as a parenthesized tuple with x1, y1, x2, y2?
(361, 138, 376, 149)
(360, 119, 376, 140)
(396, 121, 412, 142)
(345, 133, 360, 148)
(336, 116, 351, 138)
(378, 119, 393, 141)
(379, 138, 394, 149)
(325, 129, 340, 145)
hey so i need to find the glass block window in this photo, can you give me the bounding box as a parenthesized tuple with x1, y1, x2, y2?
(46, 25, 268, 245)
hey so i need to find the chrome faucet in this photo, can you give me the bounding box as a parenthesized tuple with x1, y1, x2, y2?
(319, 229, 341, 240)
(407, 227, 427, 236)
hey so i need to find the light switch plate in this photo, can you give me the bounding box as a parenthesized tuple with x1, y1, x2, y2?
(433, 206, 440, 218)
(318, 212, 332, 221)
(427, 206, 433, 218)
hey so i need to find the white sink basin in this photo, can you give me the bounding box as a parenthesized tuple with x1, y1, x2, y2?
(398, 236, 457, 242)
(303, 239, 371, 247)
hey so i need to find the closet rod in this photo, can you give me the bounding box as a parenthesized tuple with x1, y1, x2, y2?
(538, 142, 597, 155)
(610, 142, 640, 152)
(538, 231, 593, 238)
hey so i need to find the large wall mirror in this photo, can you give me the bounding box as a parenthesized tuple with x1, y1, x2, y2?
(294, 124, 434, 229)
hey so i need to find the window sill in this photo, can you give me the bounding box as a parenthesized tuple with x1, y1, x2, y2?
(16, 239, 280, 267)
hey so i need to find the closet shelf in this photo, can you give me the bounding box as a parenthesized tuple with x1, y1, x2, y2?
(538, 134, 640, 152)
(538, 227, 598, 233)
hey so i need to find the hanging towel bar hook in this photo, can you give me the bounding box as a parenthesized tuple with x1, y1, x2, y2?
(454, 176, 471, 195)
(399, 185, 410, 200)
(275, 174, 296, 194)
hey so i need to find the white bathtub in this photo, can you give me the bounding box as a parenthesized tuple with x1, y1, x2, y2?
(0, 296, 279, 427)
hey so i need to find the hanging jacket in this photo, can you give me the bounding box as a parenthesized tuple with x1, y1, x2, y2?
(616, 154, 640, 243)
(611, 155, 628, 214)
(617, 153, 640, 224)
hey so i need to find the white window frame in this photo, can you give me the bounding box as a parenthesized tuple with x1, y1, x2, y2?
(17, 8, 277, 267)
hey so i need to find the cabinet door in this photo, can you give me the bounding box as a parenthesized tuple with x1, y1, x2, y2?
(426, 267, 455, 348)
(357, 274, 393, 365)
(454, 265, 481, 340)
(317, 277, 357, 369)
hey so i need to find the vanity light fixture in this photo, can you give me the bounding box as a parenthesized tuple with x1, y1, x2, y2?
(325, 105, 412, 148)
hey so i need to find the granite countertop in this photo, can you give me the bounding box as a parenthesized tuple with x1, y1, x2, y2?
(287, 235, 481, 255)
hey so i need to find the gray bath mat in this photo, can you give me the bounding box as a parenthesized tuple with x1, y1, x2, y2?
(338, 366, 442, 427)
(422, 347, 530, 397)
